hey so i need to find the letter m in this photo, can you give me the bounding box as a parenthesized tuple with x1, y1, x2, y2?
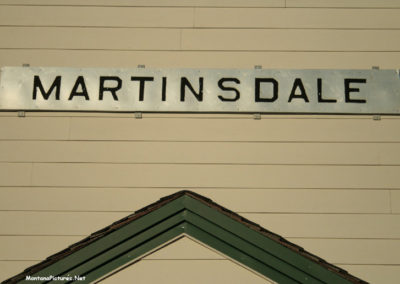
(33, 75, 61, 100)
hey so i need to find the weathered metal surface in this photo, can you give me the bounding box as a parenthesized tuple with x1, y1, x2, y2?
(0, 67, 399, 114)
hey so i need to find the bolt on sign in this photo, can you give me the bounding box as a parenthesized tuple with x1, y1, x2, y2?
(0, 67, 399, 114)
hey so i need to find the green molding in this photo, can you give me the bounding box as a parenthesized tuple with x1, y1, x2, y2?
(5, 192, 365, 284)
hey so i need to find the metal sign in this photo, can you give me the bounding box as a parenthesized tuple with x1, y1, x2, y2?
(0, 67, 399, 114)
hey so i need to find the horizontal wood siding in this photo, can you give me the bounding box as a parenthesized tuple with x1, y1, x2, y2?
(0, 1, 285, 8)
(1, 0, 399, 8)
(24, 163, 400, 188)
(0, 188, 391, 213)
(1, 27, 399, 51)
(0, 1, 399, 283)
(1, 141, 399, 165)
(0, 7, 194, 28)
(2, 212, 399, 239)
(1, 115, 400, 142)
(1, 6, 399, 29)
(286, 0, 400, 8)
(1, 50, 400, 69)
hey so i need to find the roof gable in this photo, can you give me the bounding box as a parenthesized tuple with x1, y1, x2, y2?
(3, 191, 367, 284)
(102, 236, 276, 284)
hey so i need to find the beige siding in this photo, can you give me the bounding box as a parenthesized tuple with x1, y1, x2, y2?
(0, 261, 37, 282)
(103, 260, 274, 284)
(102, 237, 275, 284)
(2, 212, 399, 239)
(0, 0, 285, 7)
(195, 8, 400, 29)
(0, 163, 31, 186)
(0, 116, 69, 140)
(3, 235, 400, 265)
(3, 27, 399, 51)
(0, 7, 194, 27)
(1, 50, 400, 69)
(340, 265, 400, 284)
(0, 188, 391, 213)
(0, 236, 83, 260)
(1, 0, 399, 8)
(26, 163, 400, 188)
(181, 29, 400, 51)
(1, 141, 400, 165)
(286, 0, 400, 8)
(0, 1, 399, 283)
(67, 116, 400, 142)
(292, 239, 400, 265)
(392, 190, 400, 213)
(1, 6, 399, 29)
(249, 214, 400, 239)
(0, 27, 182, 50)
(1, 115, 400, 142)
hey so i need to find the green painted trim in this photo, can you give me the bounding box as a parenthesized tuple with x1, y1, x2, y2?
(13, 193, 357, 284)
(185, 210, 321, 284)
(85, 224, 185, 283)
(20, 198, 186, 284)
(183, 195, 353, 284)
(60, 213, 186, 282)
(184, 222, 297, 283)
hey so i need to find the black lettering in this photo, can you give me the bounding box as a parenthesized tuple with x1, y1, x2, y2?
(218, 78, 240, 102)
(99, 76, 122, 101)
(317, 78, 336, 103)
(180, 77, 203, 102)
(68, 76, 89, 100)
(131, 77, 154, 101)
(162, 77, 167, 102)
(288, 78, 309, 103)
(255, 78, 278, 102)
(33, 75, 61, 100)
(345, 78, 367, 103)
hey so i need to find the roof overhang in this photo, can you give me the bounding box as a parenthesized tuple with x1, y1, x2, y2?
(3, 191, 367, 284)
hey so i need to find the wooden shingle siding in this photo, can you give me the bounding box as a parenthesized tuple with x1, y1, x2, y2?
(0, 0, 399, 283)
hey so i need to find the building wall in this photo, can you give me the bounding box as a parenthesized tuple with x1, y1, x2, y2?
(101, 237, 276, 284)
(0, 0, 400, 283)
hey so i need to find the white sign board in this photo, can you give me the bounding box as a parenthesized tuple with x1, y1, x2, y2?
(0, 67, 399, 114)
